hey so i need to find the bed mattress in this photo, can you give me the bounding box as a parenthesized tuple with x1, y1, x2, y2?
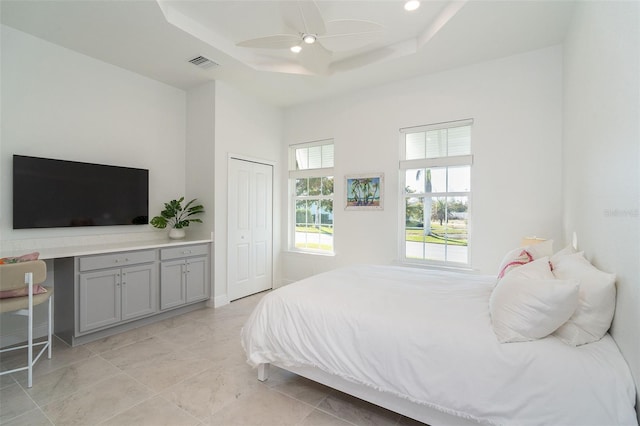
(241, 264, 637, 425)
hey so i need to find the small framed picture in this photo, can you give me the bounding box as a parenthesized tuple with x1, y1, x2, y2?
(345, 173, 384, 210)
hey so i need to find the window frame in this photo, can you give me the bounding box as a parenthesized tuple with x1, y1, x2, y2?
(289, 139, 335, 254)
(399, 119, 473, 267)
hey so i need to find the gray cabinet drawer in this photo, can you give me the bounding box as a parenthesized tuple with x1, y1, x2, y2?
(79, 250, 156, 272)
(160, 244, 208, 261)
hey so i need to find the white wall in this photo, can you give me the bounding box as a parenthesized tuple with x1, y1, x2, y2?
(0, 25, 284, 328)
(0, 25, 187, 253)
(282, 46, 564, 281)
(213, 81, 283, 306)
(186, 81, 216, 242)
(0, 24, 187, 345)
(186, 82, 216, 306)
(562, 1, 640, 417)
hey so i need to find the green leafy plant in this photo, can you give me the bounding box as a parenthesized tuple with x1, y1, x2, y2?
(150, 197, 204, 229)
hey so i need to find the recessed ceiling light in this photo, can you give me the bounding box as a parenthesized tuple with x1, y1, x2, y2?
(302, 33, 317, 44)
(404, 0, 420, 11)
(290, 45, 302, 53)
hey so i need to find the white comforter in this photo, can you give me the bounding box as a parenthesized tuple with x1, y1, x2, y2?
(241, 265, 638, 425)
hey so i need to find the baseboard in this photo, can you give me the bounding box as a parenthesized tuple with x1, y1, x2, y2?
(214, 294, 230, 308)
(277, 280, 294, 288)
(60, 302, 207, 346)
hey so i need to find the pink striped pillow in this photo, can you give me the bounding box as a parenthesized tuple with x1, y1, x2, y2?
(0, 251, 40, 265)
(498, 249, 533, 279)
(0, 285, 48, 299)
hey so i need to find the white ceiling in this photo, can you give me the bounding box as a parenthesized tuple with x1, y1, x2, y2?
(0, 0, 577, 107)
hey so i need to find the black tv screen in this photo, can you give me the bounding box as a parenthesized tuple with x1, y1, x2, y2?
(13, 155, 149, 229)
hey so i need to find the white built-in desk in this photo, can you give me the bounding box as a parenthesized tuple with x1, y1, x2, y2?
(0, 238, 211, 260)
(26, 238, 213, 346)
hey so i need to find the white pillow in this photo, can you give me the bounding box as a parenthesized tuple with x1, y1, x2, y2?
(552, 253, 616, 346)
(506, 256, 554, 280)
(490, 274, 579, 343)
(551, 244, 577, 261)
(550, 245, 577, 264)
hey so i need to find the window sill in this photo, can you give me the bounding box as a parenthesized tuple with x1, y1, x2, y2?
(284, 250, 336, 257)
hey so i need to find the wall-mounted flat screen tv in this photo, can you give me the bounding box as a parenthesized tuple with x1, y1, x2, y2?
(13, 155, 149, 229)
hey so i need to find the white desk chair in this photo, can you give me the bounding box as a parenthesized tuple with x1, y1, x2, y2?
(0, 260, 53, 387)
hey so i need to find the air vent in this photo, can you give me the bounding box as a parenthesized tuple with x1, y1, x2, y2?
(188, 56, 218, 70)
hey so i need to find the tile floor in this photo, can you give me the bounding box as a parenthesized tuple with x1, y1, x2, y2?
(0, 292, 425, 426)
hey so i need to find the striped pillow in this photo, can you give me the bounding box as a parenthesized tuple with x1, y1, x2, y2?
(498, 249, 533, 279)
(0, 285, 48, 299)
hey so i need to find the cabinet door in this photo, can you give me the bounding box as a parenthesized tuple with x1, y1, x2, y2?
(160, 260, 185, 310)
(121, 264, 158, 321)
(79, 269, 121, 333)
(185, 256, 208, 303)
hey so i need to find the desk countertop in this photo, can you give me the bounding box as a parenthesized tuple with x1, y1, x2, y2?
(1, 238, 213, 260)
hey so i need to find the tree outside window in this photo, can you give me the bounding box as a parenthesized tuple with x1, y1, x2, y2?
(400, 121, 472, 265)
(290, 140, 334, 253)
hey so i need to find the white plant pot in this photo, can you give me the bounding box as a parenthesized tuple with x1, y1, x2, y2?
(169, 228, 186, 240)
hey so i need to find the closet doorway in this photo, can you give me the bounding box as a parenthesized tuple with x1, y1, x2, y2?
(227, 157, 273, 301)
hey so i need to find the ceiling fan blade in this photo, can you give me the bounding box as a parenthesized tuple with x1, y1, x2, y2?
(282, 0, 326, 36)
(298, 42, 332, 75)
(319, 20, 384, 52)
(237, 34, 300, 49)
(297, 1, 326, 35)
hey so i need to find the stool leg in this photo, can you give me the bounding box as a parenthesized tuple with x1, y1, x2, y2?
(26, 272, 33, 388)
(47, 295, 53, 359)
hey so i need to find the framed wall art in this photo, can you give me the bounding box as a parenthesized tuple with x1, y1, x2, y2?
(345, 173, 384, 210)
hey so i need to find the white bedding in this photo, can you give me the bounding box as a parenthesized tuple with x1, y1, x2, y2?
(241, 265, 638, 425)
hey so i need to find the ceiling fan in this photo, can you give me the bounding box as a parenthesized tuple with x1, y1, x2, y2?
(236, 1, 384, 74)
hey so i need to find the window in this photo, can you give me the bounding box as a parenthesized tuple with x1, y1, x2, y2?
(289, 140, 334, 253)
(400, 119, 472, 265)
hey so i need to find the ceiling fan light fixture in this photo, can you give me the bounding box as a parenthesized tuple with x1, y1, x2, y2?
(290, 45, 302, 53)
(302, 33, 317, 44)
(404, 0, 420, 11)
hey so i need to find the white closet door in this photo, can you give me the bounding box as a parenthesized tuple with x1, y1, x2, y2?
(228, 158, 273, 301)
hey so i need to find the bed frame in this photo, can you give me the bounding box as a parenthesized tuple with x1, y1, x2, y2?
(252, 256, 640, 424)
(257, 362, 479, 425)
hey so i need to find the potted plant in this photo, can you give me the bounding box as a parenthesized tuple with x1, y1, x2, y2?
(150, 197, 204, 239)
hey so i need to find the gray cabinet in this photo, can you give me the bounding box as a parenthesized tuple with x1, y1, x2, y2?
(79, 269, 120, 332)
(121, 264, 157, 321)
(185, 256, 207, 303)
(78, 250, 157, 334)
(160, 244, 209, 310)
(53, 241, 211, 346)
(160, 260, 185, 310)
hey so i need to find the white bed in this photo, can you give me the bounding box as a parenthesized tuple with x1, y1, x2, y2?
(241, 264, 638, 425)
